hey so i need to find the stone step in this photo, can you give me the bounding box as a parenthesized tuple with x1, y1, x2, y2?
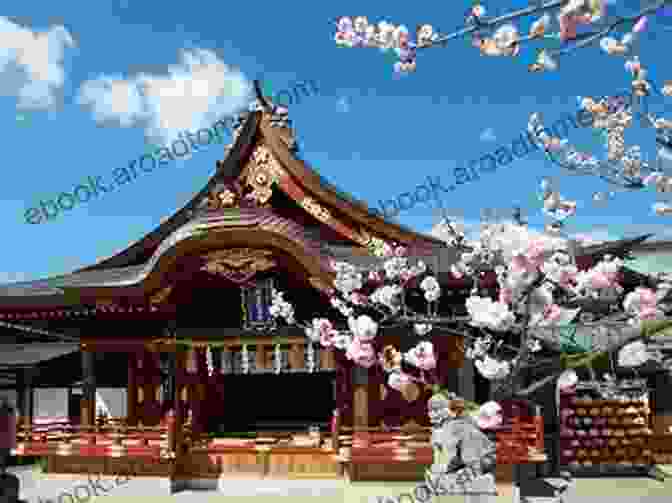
(174, 477, 347, 496)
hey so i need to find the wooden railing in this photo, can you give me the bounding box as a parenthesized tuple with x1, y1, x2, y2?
(15, 420, 169, 459)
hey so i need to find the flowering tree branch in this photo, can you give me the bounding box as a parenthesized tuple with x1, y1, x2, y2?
(333, 1, 672, 214)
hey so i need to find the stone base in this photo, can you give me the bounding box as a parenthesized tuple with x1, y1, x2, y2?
(0, 473, 19, 502)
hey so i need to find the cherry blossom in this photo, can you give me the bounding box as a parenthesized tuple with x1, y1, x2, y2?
(345, 336, 377, 368)
(623, 287, 664, 324)
(617, 340, 650, 367)
(557, 369, 579, 393)
(466, 296, 516, 331)
(475, 356, 512, 380)
(477, 401, 504, 430)
(405, 341, 437, 371)
(348, 315, 378, 341)
(329, 2, 672, 214)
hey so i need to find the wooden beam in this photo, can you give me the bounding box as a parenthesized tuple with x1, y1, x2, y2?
(127, 353, 137, 426)
(81, 350, 95, 426)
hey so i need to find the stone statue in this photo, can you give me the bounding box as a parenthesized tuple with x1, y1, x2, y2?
(426, 393, 497, 503)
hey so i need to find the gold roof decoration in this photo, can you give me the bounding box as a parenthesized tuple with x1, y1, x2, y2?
(244, 145, 287, 205)
(200, 248, 276, 284)
(149, 286, 173, 305)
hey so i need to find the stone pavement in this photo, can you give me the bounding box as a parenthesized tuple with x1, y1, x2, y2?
(7, 467, 672, 503)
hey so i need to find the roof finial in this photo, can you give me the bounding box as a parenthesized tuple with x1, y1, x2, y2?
(253, 80, 272, 113)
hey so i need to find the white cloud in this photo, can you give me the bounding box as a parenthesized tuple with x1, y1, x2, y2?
(479, 127, 496, 142)
(0, 272, 30, 285)
(0, 17, 75, 110)
(76, 48, 252, 146)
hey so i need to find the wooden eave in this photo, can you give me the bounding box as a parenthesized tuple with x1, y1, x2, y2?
(256, 113, 444, 250)
(0, 210, 337, 316)
(75, 111, 264, 273)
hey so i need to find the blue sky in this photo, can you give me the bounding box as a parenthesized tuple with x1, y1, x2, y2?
(1, 0, 672, 283)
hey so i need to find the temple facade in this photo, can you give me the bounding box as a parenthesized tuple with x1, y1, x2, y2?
(0, 83, 468, 481)
(0, 83, 669, 482)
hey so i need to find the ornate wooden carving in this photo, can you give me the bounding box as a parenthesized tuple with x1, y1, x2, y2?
(150, 286, 173, 305)
(245, 145, 287, 205)
(200, 248, 276, 284)
(209, 188, 238, 209)
(300, 196, 331, 223)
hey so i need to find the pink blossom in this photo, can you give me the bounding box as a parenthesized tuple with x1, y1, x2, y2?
(640, 307, 658, 320)
(637, 287, 657, 308)
(399, 270, 413, 282)
(525, 239, 547, 266)
(499, 287, 514, 304)
(368, 271, 381, 282)
(394, 246, 407, 257)
(558, 269, 577, 288)
(450, 266, 464, 279)
(511, 254, 535, 273)
(543, 303, 563, 323)
(413, 344, 436, 371)
(321, 331, 334, 347)
(382, 243, 394, 257)
(350, 292, 368, 305)
(559, 13, 592, 41)
(345, 338, 377, 368)
(590, 271, 612, 289)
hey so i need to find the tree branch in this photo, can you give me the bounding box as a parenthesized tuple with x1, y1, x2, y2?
(419, 0, 567, 50)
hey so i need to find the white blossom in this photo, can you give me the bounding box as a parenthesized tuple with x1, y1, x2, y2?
(617, 340, 651, 367)
(475, 356, 511, 380)
(347, 315, 378, 340)
(466, 296, 515, 331)
(414, 323, 433, 336)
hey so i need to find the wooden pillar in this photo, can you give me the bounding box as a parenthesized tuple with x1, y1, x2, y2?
(127, 352, 137, 426)
(352, 367, 369, 430)
(320, 348, 336, 370)
(256, 345, 266, 370)
(81, 349, 96, 426)
(289, 344, 304, 370)
(16, 368, 34, 427)
(174, 348, 185, 455)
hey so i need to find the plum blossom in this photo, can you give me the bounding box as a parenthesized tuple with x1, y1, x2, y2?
(475, 356, 511, 380)
(617, 340, 650, 367)
(527, 337, 542, 353)
(333, 262, 363, 294)
(405, 341, 436, 371)
(414, 323, 433, 336)
(624, 287, 664, 326)
(557, 369, 579, 394)
(467, 296, 516, 331)
(305, 318, 336, 345)
(465, 336, 493, 360)
(369, 284, 403, 312)
(348, 315, 378, 341)
(420, 276, 441, 302)
(477, 401, 503, 430)
(529, 14, 550, 38)
(330, 296, 354, 317)
(384, 256, 408, 280)
(499, 287, 514, 305)
(528, 285, 579, 327)
(345, 337, 377, 367)
(574, 257, 624, 297)
(270, 289, 295, 324)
